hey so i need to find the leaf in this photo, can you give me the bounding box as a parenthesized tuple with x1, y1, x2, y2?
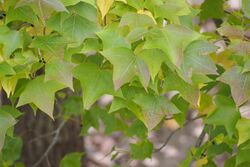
(101, 47, 150, 90)
(31, 35, 68, 56)
(130, 140, 153, 160)
(62, 96, 83, 119)
(97, 0, 114, 19)
(45, 58, 74, 90)
(119, 12, 156, 29)
(61, 14, 99, 44)
(242, 0, 250, 19)
(133, 93, 180, 130)
(200, 0, 224, 20)
(162, 67, 200, 106)
(205, 95, 240, 137)
(217, 25, 244, 40)
(1, 136, 22, 162)
(17, 76, 65, 118)
(181, 40, 218, 78)
(73, 62, 114, 109)
(144, 25, 201, 67)
(154, 0, 190, 23)
(96, 26, 131, 50)
(6, 6, 38, 24)
(0, 109, 16, 152)
(138, 49, 167, 81)
(16, 0, 68, 21)
(219, 66, 250, 106)
(236, 118, 250, 145)
(0, 26, 22, 57)
(0, 62, 16, 78)
(60, 152, 83, 167)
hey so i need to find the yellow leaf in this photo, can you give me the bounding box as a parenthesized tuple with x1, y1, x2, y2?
(137, 9, 157, 24)
(97, 0, 114, 20)
(196, 156, 208, 167)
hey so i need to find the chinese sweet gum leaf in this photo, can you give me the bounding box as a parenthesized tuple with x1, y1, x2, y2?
(144, 25, 201, 67)
(61, 14, 99, 44)
(96, 26, 131, 50)
(45, 59, 74, 90)
(236, 118, 250, 146)
(97, 0, 113, 19)
(138, 49, 167, 81)
(130, 140, 153, 160)
(1, 136, 23, 162)
(162, 67, 200, 106)
(6, 6, 38, 24)
(181, 40, 218, 78)
(205, 96, 240, 137)
(219, 66, 250, 106)
(101, 47, 150, 90)
(0, 26, 22, 57)
(73, 62, 114, 109)
(119, 12, 156, 29)
(217, 25, 244, 40)
(154, 0, 190, 23)
(16, 0, 68, 21)
(31, 35, 68, 56)
(242, 0, 250, 19)
(60, 152, 83, 167)
(67, 2, 97, 22)
(0, 62, 16, 77)
(0, 110, 16, 152)
(17, 76, 65, 118)
(133, 93, 180, 130)
(200, 0, 224, 20)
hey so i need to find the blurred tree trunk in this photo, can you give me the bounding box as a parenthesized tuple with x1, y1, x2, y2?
(1, 90, 85, 167)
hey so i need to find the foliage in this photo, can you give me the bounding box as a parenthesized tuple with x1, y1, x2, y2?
(0, 0, 250, 166)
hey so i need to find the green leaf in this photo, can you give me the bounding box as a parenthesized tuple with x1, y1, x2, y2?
(45, 58, 74, 90)
(236, 118, 250, 145)
(144, 25, 201, 67)
(154, 0, 190, 23)
(0, 62, 16, 78)
(205, 96, 240, 137)
(0, 26, 22, 57)
(119, 12, 156, 29)
(133, 93, 180, 130)
(219, 66, 250, 106)
(17, 76, 65, 118)
(31, 35, 68, 56)
(6, 6, 38, 24)
(242, 0, 250, 19)
(138, 49, 167, 81)
(61, 14, 99, 44)
(200, 0, 224, 20)
(73, 62, 114, 109)
(96, 26, 131, 50)
(60, 152, 83, 167)
(162, 67, 200, 106)
(101, 47, 150, 90)
(181, 40, 218, 78)
(130, 140, 153, 160)
(1, 136, 22, 163)
(62, 96, 83, 119)
(0, 110, 16, 152)
(16, 0, 68, 21)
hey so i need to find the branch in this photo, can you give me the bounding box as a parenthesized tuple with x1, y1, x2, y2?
(32, 121, 66, 167)
(154, 114, 206, 153)
(195, 125, 207, 147)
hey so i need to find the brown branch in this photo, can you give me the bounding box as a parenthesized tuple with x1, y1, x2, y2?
(154, 114, 206, 153)
(195, 125, 207, 147)
(32, 121, 66, 167)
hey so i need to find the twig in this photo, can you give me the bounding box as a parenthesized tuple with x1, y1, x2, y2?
(32, 121, 66, 167)
(154, 114, 206, 153)
(195, 125, 207, 147)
